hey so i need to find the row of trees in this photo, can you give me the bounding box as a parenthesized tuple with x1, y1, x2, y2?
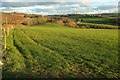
(21, 17, 47, 26)
(47, 17, 79, 28)
(24, 14, 43, 18)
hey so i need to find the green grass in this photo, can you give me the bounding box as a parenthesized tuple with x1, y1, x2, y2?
(2, 23, 119, 78)
(77, 22, 119, 29)
(71, 15, 118, 26)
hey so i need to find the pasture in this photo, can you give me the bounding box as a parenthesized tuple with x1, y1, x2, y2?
(77, 22, 118, 29)
(2, 23, 119, 78)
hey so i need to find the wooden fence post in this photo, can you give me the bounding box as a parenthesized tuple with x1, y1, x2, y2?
(3, 29, 6, 49)
(7, 28, 9, 36)
(12, 25, 13, 29)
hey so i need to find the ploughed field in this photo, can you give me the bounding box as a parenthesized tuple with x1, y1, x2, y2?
(2, 23, 119, 78)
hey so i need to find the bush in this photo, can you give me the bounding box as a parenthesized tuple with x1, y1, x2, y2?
(79, 26, 86, 28)
(24, 14, 42, 18)
(85, 25, 90, 29)
(77, 23, 117, 29)
(64, 23, 75, 28)
(21, 17, 47, 26)
(56, 21, 65, 26)
(48, 17, 78, 28)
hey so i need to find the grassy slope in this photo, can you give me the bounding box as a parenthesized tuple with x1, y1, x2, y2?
(70, 14, 118, 28)
(3, 23, 119, 78)
(70, 14, 119, 29)
(77, 22, 119, 28)
(71, 14, 118, 25)
(75, 16, 116, 23)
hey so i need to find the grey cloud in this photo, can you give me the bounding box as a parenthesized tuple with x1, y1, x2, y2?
(1, 2, 118, 15)
(94, 4, 118, 10)
(3, 0, 120, 2)
(2, 2, 59, 7)
(32, 8, 56, 13)
(2, 2, 92, 7)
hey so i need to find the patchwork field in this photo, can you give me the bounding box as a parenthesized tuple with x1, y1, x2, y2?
(77, 22, 119, 29)
(2, 23, 119, 78)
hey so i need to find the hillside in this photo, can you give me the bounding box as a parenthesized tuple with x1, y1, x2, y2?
(1, 12, 119, 78)
(1, 12, 119, 29)
(48, 13, 119, 29)
(2, 23, 119, 78)
(48, 13, 118, 25)
(1, 12, 46, 28)
(1, 12, 78, 29)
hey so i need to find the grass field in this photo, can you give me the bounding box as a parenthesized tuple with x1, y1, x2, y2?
(77, 22, 119, 29)
(73, 16, 117, 23)
(2, 23, 119, 78)
(69, 14, 118, 26)
(67, 14, 119, 29)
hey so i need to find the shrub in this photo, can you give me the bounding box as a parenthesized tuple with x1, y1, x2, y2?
(64, 23, 75, 28)
(48, 17, 78, 28)
(79, 26, 87, 28)
(21, 17, 47, 26)
(85, 25, 90, 29)
(56, 21, 65, 26)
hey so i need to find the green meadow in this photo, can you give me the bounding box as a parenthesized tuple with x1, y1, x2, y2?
(77, 22, 119, 29)
(2, 23, 119, 78)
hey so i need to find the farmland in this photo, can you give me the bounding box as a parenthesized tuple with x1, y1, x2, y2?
(1, 12, 119, 29)
(52, 13, 118, 25)
(2, 23, 119, 78)
(77, 22, 119, 29)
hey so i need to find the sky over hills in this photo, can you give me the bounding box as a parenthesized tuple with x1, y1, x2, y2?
(0, 0, 119, 15)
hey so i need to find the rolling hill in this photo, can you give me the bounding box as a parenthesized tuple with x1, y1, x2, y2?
(2, 23, 119, 78)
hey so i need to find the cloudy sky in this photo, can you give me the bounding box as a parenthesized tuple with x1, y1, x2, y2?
(0, 0, 119, 15)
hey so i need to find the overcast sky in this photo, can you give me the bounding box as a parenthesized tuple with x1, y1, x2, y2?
(2, 0, 120, 2)
(0, 0, 119, 15)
